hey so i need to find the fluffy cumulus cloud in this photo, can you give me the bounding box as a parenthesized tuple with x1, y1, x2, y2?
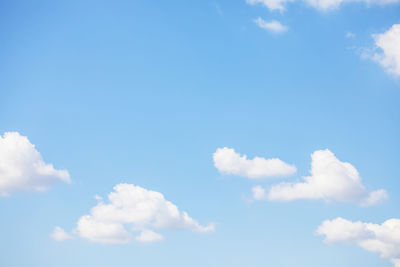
(213, 147, 296, 179)
(371, 24, 400, 76)
(317, 217, 400, 266)
(246, 0, 399, 11)
(254, 18, 288, 33)
(55, 184, 215, 244)
(253, 149, 387, 206)
(0, 132, 70, 196)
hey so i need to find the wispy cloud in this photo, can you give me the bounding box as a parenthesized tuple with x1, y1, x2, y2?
(253, 18, 289, 34)
(247, 0, 400, 12)
(246, 0, 294, 12)
(215, 3, 223, 16)
(346, 32, 356, 38)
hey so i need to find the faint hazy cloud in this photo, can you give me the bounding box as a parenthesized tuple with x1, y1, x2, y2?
(246, 0, 400, 11)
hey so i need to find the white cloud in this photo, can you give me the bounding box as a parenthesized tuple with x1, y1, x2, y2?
(317, 217, 400, 266)
(0, 132, 70, 196)
(213, 147, 296, 179)
(246, 0, 294, 11)
(246, 0, 400, 11)
(257, 149, 387, 205)
(346, 32, 356, 38)
(51, 226, 73, 241)
(371, 24, 400, 76)
(304, 0, 346, 11)
(57, 184, 215, 244)
(307, 0, 400, 11)
(254, 18, 289, 34)
(94, 194, 103, 201)
(360, 189, 388, 206)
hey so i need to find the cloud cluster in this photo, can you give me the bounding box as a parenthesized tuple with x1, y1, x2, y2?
(54, 184, 215, 244)
(371, 24, 400, 77)
(0, 132, 70, 196)
(317, 217, 400, 266)
(254, 18, 289, 33)
(246, 0, 400, 11)
(213, 147, 296, 179)
(252, 149, 387, 206)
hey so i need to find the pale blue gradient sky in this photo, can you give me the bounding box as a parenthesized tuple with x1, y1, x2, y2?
(0, 1, 399, 266)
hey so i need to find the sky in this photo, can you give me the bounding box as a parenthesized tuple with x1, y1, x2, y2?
(0, 0, 399, 266)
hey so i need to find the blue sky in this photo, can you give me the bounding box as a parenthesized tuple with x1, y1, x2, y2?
(0, 0, 399, 266)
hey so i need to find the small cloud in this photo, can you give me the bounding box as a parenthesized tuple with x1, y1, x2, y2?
(94, 194, 103, 201)
(213, 147, 296, 179)
(252, 185, 268, 200)
(135, 230, 164, 243)
(346, 32, 356, 38)
(51, 226, 73, 241)
(246, 0, 294, 12)
(370, 24, 400, 77)
(360, 189, 388, 207)
(253, 18, 288, 34)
